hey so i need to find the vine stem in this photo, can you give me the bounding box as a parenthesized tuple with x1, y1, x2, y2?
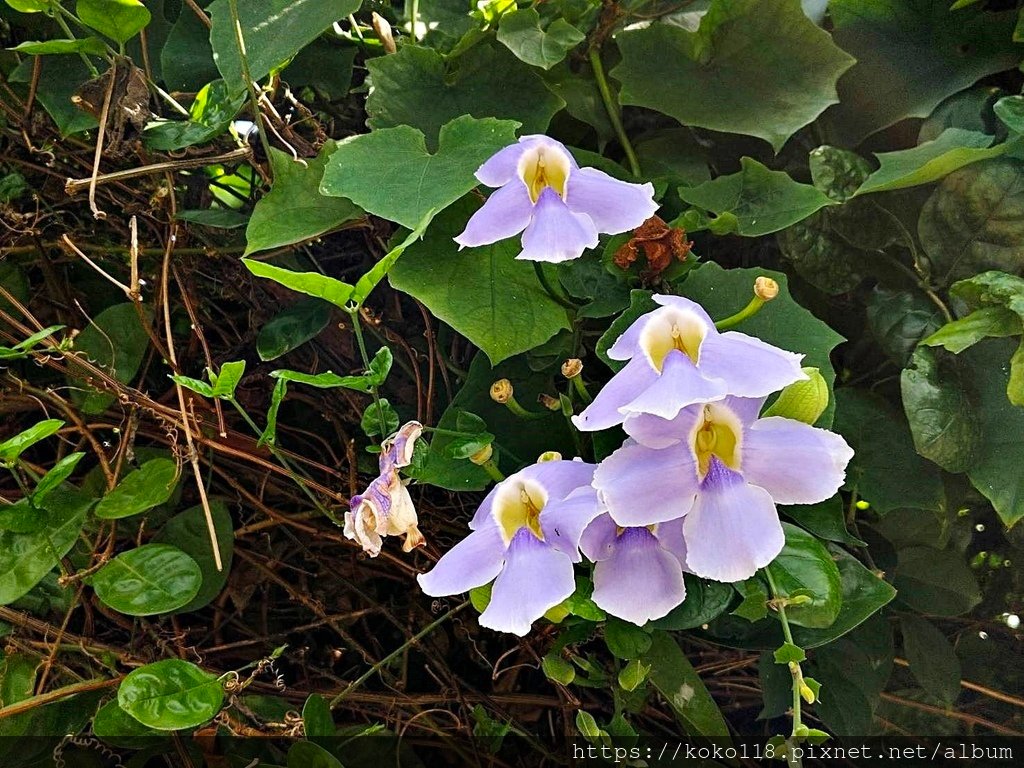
(764, 568, 805, 768)
(226, 0, 275, 172)
(715, 295, 766, 330)
(348, 306, 389, 438)
(587, 47, 641, 177)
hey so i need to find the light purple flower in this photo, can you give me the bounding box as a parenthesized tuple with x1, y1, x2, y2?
(417, 460, 603, 636)
(455, 135, 658, 263)
(573, 295, 806, 431)
(345, 421, 425, 556)
(593, 397, 853, 583)
(580, 515, 688, 626)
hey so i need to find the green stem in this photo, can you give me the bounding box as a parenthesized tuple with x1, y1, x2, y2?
(765, 569, 805, 768)
(571, 375, 592, 405)
(347, 307, 389, 438)
(50, 9, 99, 77)
(532, 262, 578, 311)
(479, 459, 505, 483)
(587, 47, 641, 177)
(330, 601, 469, 707)
(227, 0, 275, 172)
(504, 394, 548, 421)
(714, 295, 766, 331)
(409, 0, 419, 42)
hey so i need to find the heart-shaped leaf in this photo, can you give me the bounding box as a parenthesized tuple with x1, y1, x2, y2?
(92, 544, 202, 616)
(77, 0, 151, 45)
(118, 659, 224, 730)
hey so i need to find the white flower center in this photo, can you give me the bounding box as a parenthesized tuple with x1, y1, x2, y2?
(690, 403, 743, 479)
(638, 305, 708, 373)
(492, 479, 548, 544)
(518, 144, 570, 203)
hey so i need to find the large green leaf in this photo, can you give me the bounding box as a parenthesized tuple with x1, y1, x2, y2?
(828, 0, 1021, 145)
(833, 388, 944, 513)
(153, 501, 234, 613)
(643, 631, 731, 743)
(8, 56, 98, 136)
(893, 546, 981, 616)
(855, 128, 1003, 195)
(648, 576, 734, 631)
(70, 302, 151, 414)
(918, 158, 1024, 286)
(321, 116, 519, 230)
(921, 306, 1022, 354)
(389, 197, 569, 365)
(365, 43, 563, 149)
(765, 523, 842, 629)
(963, 340, 1024, 528)
(866, 287, 944, 367)
(244, 144, 363, 255)
(77, 0, 151, 45)
(612, 0, 854, 151)
(143, 80, 245, 152)
(496, 8, 584, 70)
(808, 623, 893, 736)
(118, 659, 224, 730)
(256, 299, 332, 361)
(900, 615, 961, 706)
(93, 458, 179, 520)
(92, 544, 202, 616)
(900, 347, 979, 473)
(288, 741, 344, 768)
(0, 419, 63, 466)
(0, 487, 91, 605)
(208, 0, 362, 87)
(783, 497, 866, 548)
(161, 3, 220, 92)
(678, 157, 835, 236)
(680, 263, 845, 427)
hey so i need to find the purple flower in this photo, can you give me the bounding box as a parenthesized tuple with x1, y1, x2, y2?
(454, 135, 658, 263)
(580, 515, 688, 625)
(345, 421, 425, 556)
(593, 397, 853, 582)
(417, 460, 603, 636)
(573, 295, 806, 431)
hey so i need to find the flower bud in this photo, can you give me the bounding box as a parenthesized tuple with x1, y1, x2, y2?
(537, 451, 562, 463)
(469, 443, 494, 465)
(754, 276, 779, 301)
(490, 379, 513, 404)
(537, 393, 560, 411)
(762, 367, 828, 424)
(561, 358, 583, 379)
(371, 12, 396, 54)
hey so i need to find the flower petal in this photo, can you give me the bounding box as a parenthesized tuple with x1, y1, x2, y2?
(417, 523, 506, 596)
(565, 167, 658, 235)
(741, 417, 854, 505)
(475, 141, 530, 187)
(540, 485, 604, 562)
(579, 513, 619, 562)
(517, 187, 599, 263)
(654, 516, 688, 569)
(479, 529, 575, 636)
(652, 294, 717, 328)
(592, 527, 687, 625)
(620, 349, 728, 420)
(454, 182, 534, 248)
(683, 459, 784, 582)
(469, 460, 596, 530)
(699, 331, 806, 398)
(572, 356, 660, 432)
(622, 405, 702, 449)
(593, 439, 699, 526)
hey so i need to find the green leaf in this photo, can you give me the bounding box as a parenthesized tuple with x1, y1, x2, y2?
(496, 8, 584, 70)
(773, 642, 806, 664)
(10, 38, 108, 55)
(828, 0, 1020, 146)
(765, 523, 842, 629)
(389, 197, 569, 364)
(612, 0, 854, 151)
(680, 263, 845, 426)
(596, 290, 657, 372)
(731, 578, 768, 622)
(118, 659, 224, 730)
(321, 115, 520, 231)
(921, 306, 1022, 354)
(643, 631, 732, 743)
(77, 0, 151, 45)
(894, 546, 981, 616)
(678, 158, 835, 236)
(4, 0, 51, 12)
(208, 0, 362, 87)
(900, 615, 961, 706)
(70, 302, 151, 414)
(271, 346, 392, 394)
(365, 43, 563, 149)
(152, 501, 234, 613)
(995, 95, 1024, 134)
(963, 340, 1024, 527)
(834, 388, 944, 513)
(918, 158, 1024, 287)
(301, 694, 334, 740)
(161, 2, 219, 92)
(649, 575, 734, 630)
(257, 299, 332, 361)
(8, 55, 97, 136)
(0, 419, 63, 466)
(32, 452, 86, 505)
(287, 741, 344, 768)
(808, 622, 892, 736)
(211, 360, 246, 399)
(143, 80, 245, 151)
(900, 347, 980, 473)
(92, 699, 164, 749)
(784, 497, 866, 548)
(0, 324, 64, 361)
(92, 544, 202, 616)
(361, 398, 400, 438)
(866, 287, 944, 366)
(617, 659, 650, 693)
(242, 261, 354, 310)
(0, 655, 37, 706)
(541, 653, 576, 685)
(0, 500, 44, 534)
(94, 459, 179, 520)
(171, 375, 215, 398)
(0, 487, 90, 605)
(604, 618, 652, 660)
(245, 144, 362, 255)
(350, 215, 434, 306)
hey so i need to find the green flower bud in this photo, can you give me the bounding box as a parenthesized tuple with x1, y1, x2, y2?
(762, 367, 828, 424)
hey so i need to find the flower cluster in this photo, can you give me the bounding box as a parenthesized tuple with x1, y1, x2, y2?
(418, 295, 854, 635)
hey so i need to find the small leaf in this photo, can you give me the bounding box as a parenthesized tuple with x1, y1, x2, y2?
(732, 578, 769, 622)
(496, 8, 584, 70)
(257, 299, 332, 361)
(171, 375, 215, 398)
(575, 710, 602, 742)
(242, 260, 354, 310)
(900, 615, 961, 705)
(0, 419, 63, 466)
(604, 618, 652, 660)
(32, 452, 85, 505)
(210, 360, 246, 399)
(77, 0, 151, 45)
(118, 659, 224, 730)
(143, 80, 245, 152)
(765, 524, 843, 629)
(70, 302, 151, 414)
(617, 659, 650, 692)
(287, 740, 344, 768)
(921, 306, 1022, 354)
(10, 38, 108, 55)
(541, 653, 576, 685)
(773, 642, 806, 664)
(94, 459, 178, 520)
(302, 694, 334, 740)
(93, 544, 202, 616)
(360, 399, 399, 438)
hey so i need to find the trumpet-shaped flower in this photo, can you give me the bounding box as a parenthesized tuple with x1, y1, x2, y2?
(345, 422, 426, 556)
(593, 397, 853, 582)
(417, 461, 603, 636)
(573, 295, 806, 431)
(455, 135, 658, 263)
(580, 514, 688, 626)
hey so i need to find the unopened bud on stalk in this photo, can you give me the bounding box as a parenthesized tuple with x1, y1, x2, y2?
(469, 443, 494, 465)
(561, 358, 583, 379)
(490, 379, 513, 404)
(754, 276, 779, 301)
(537, 451, 562, 463)
(371, 12, 396, 54)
